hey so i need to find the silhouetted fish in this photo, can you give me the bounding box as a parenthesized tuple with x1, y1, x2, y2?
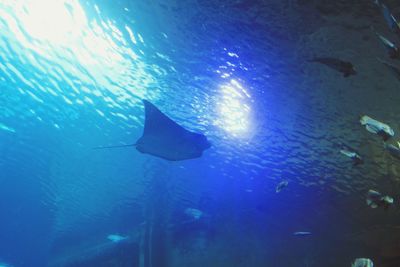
(275, 180, 288, 193)
(293, 231, 312, 236)
(378, 58, 400, 81)
(309, 57, 356, 77)
(384, 142, 400, 159)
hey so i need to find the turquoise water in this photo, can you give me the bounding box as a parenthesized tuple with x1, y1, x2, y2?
(1, 0, 400, 266)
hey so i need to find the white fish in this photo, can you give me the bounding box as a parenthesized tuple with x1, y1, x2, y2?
(293, 231, 312, 236)
(376, 33, 397, 49)
(360, 115, 394, 140)
(107, 234, 128, 243)
(366, 189, 382, 208)
(184, 208, 203, 220)
(382, 195, 394, 204)
(340, 149, 357, 158)
(352, 258, 373, 267)
(340, 149, 363, 165)
(366, 190, 394, 210)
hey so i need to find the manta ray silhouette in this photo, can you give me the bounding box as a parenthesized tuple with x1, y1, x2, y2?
(95, 100, 211, 161)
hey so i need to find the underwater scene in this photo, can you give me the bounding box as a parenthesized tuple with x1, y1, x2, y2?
(2, 0, 400, 266)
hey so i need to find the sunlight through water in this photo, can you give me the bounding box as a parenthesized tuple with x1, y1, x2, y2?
(10, 0, 86, 45)
(0, 0, 155, 110)
(216, 79, 252, 137)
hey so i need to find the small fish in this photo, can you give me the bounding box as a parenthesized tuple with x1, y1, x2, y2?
(366, 189, 394, 210)
(383, 5, 400, 33)
(378, 58, 400, 80)
(107, 234, 128, 243)
(375, 32, 400, 59)
(352, 258, 374, 267)
(360, 115, 394, 141)
(184, 208, 203, 220)
(340, 149, 364, 166)
(384, 141, 400, 159)
(293, 231, 312, 236)
(309, 57, 356, 77)
(275, 180, 288, 193)
(372, 1, 400, 33)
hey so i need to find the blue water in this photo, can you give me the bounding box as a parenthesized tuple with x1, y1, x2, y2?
(1, 0, 400, 266)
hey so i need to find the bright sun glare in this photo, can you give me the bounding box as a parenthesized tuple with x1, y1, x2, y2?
(1, 0, 153, 102)
(15, 0, 87, 44)
(217, 79, 252, 136)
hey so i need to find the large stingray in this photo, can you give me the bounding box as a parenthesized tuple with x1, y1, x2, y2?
(95, 100, 211, 161)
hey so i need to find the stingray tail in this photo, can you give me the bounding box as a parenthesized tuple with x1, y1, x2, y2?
(92, 143, 137, 150)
